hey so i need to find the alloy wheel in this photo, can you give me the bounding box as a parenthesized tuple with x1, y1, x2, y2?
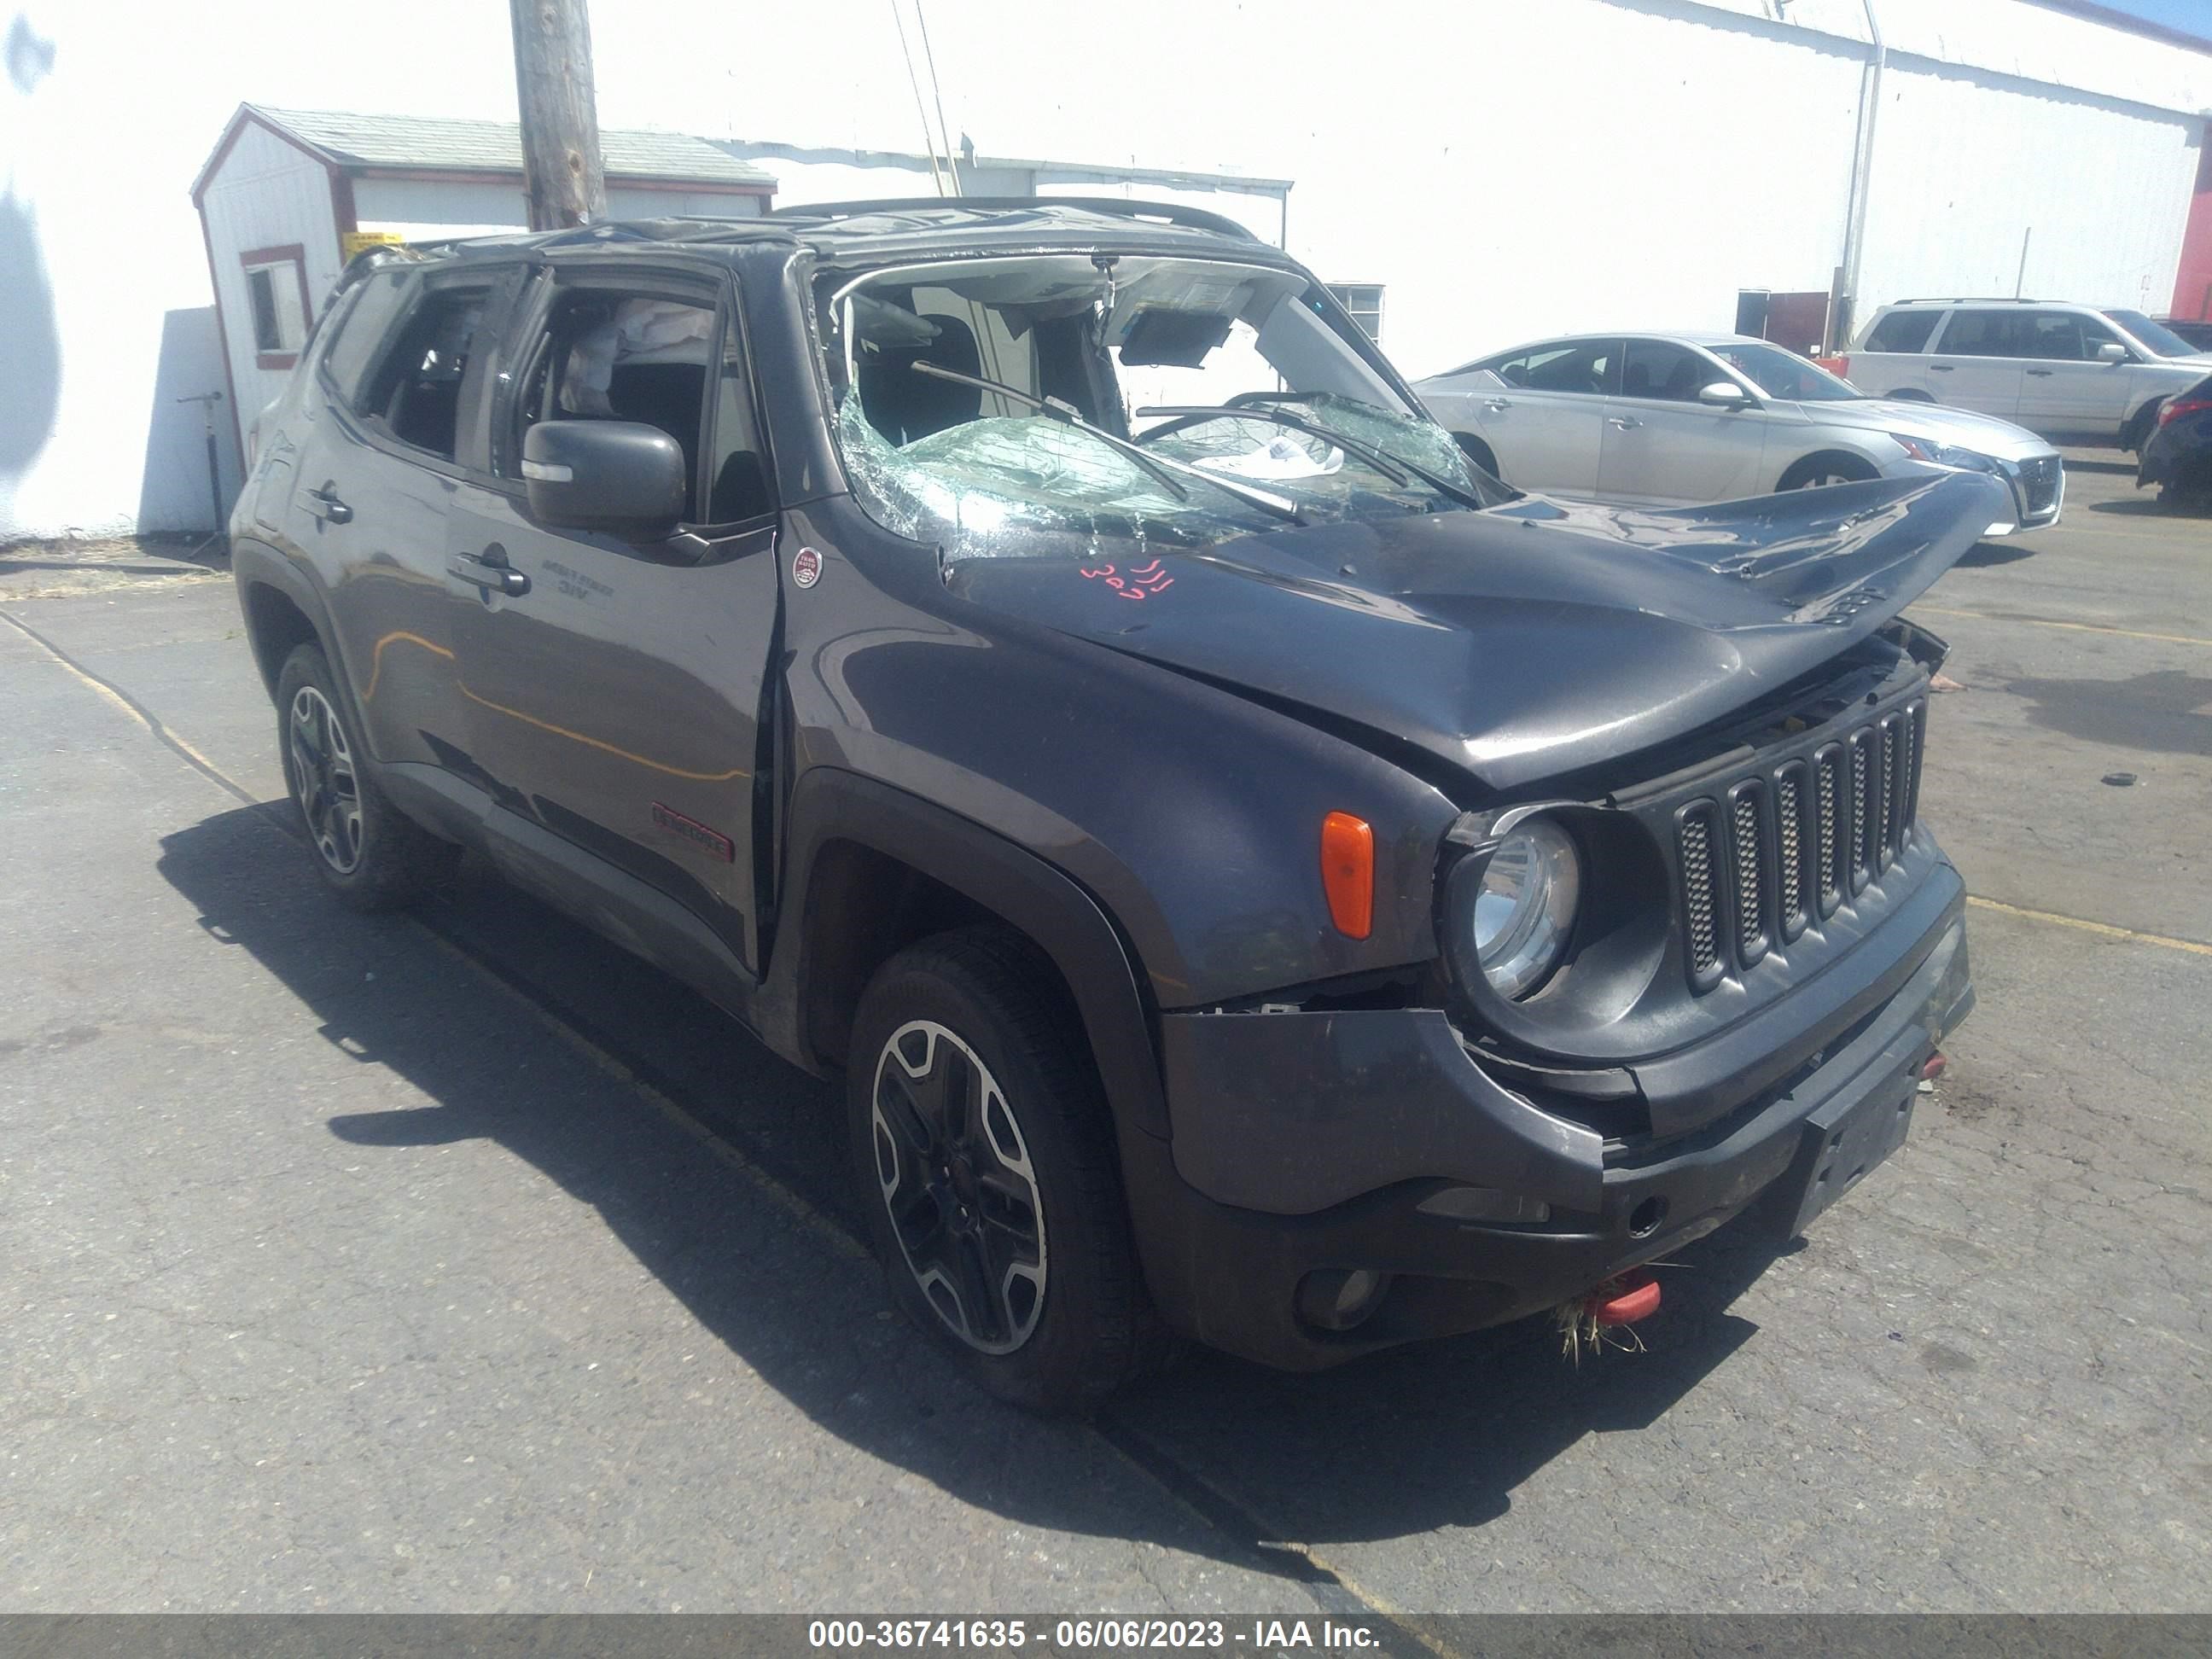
(288, 685, 364, 875)
(870, 1019, 1048, 1353)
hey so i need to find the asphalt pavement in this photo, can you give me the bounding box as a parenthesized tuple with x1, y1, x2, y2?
(2, 454, 2207, 1620)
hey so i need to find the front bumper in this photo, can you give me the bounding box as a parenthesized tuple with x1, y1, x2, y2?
(2139, 423, 2212, 492)
(1889, 455, 2060, 536)
(1122, 867, 1973, 1371)
(1984, 453, 2064, 535)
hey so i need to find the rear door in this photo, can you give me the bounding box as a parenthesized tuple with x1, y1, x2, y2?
(284, 265, 519, 774)
(1424, 338, 1616, 492)
(1848, 308, 1941, 398)
(1596, 338, 1776, 504)
(2011, 310, 2133, 439)
(446, 262, 782, 975)
(1922, 308, 2027, 422)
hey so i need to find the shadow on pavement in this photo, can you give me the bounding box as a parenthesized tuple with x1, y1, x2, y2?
(2087, 496, 2193, 519)
(158, 803, 1777, 1558)
(1955, 539, 2039, 568)
(2060, 457, 2138, 477)
(1109, 1231, 1778, 1540)
(2002, 667, 2212, 756)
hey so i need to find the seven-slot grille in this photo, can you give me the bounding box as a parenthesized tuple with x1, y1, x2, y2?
(2017, 456, 2061, 517)
(1678, 698, 1928, 989)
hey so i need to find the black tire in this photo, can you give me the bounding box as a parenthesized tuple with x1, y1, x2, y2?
(274, 642, 456, 911)
(2122, 400, 2163, 456)
(1453, 432, 1503, 482)
(846, 926, 1170, 1413)
(1777, 451, 1880, 491)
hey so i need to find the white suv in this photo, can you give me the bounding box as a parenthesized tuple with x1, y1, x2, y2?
(1842, 300, 2212, 452)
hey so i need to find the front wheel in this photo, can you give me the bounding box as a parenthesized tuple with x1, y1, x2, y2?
(846, 928, 1169, 1413)
(1778, 453, 1879, 491)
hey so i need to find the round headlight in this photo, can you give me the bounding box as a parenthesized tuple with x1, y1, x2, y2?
(1470, 818, 1581, 999)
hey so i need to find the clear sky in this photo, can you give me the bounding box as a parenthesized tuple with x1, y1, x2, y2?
(2087, 0, 2212, 44)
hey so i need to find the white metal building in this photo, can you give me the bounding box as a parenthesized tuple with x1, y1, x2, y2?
(4, 0, 2210, 542)
(190, 107, 776, 464)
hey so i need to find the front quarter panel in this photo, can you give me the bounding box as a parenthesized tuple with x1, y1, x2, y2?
(778, 498, 1461, 1009)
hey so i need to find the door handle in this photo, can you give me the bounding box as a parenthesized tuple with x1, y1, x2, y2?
(1608, 416, 1643, 430)
(450, 547, 530, 598)
(1484, 398, 1513, 411)
(2025, 368, 2055, 376)
(302, 482, 352, 525)
(1928, 364, 1954, 372)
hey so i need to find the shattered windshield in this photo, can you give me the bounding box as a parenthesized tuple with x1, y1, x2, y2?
(820, 253, 1500, 557)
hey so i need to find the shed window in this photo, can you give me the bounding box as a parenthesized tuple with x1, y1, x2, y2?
(240, 246, 310, 368)
(1327, 283, 1384, 343)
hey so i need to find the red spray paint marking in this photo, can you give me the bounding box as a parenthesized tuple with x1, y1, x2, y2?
(1080, 562, 1175, 602)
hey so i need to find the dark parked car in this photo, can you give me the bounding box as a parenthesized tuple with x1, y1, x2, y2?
(2155, 317, 2212, 353)
(230, 201, 1989, 1412)
(2137, 370, 2212, 505)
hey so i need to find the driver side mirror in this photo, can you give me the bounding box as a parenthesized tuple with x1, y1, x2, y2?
(1697, 380, 1755, 409)
(2095, 341, 2129, 364)
(522, 420, 687, 537)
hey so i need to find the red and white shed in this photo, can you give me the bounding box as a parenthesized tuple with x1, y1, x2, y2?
(189, 104, 776, 452)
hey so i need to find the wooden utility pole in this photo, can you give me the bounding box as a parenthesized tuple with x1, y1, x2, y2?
(509, 0, 607, 230)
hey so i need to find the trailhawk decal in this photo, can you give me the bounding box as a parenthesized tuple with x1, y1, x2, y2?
(650, 801, 736, 862)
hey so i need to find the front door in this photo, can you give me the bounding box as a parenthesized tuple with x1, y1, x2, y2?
(1596, 338, 1774, 504)
(1922, 308, 2027, 422)
(2011, 310, 2134, 439)
(448, 266, 783, 974)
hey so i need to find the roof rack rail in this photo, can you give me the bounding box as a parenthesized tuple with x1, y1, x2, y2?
(765, 194, 1262, 242)
(1895, 296, 2040, 304)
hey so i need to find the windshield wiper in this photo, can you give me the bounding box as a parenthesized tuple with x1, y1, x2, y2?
(1137, 404, 1492, 511)
(907, 362, 1303, 524)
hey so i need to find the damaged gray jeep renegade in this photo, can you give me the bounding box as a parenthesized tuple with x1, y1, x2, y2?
(230, 200, 1987, 1412)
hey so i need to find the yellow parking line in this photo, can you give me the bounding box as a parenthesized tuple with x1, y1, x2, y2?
(1912, 605, 2212, 649)
(1967, 895, 2212, 958)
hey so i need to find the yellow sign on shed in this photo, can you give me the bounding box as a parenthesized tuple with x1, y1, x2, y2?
(341, 229, 405, 263)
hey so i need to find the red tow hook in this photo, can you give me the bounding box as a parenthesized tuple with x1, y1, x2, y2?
(1918, 1051, 1949, 1082)
(1589, 1269, 1662, 1327)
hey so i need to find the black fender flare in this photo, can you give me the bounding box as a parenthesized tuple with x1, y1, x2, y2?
(230, 536, 352, 701)
(771, 766, 1170, 1141)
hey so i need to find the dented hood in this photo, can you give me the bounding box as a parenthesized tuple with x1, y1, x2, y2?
(947, 472, 2005, 790)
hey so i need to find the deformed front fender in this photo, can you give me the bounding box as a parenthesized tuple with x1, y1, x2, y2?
(766, 766, 1172, 1138)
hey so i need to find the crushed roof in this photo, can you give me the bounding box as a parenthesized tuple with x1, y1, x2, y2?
(358, 199, 1284, 266)
(246, 105, 775, 188)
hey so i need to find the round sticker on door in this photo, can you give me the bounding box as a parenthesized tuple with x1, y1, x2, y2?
(791, 546, 823, 589)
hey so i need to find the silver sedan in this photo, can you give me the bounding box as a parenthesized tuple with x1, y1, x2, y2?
(1416, 331, 2064, 534)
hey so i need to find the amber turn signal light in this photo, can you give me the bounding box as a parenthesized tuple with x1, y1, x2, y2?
(1320, 812, 1374, 940)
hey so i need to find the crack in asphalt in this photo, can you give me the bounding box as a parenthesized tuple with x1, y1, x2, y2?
(3, 604, 1443, 1639)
